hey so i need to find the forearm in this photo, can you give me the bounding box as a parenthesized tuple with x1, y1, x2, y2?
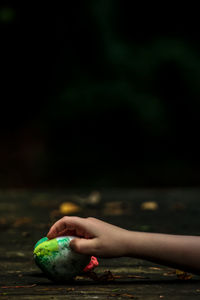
(125, 231, 200, 274)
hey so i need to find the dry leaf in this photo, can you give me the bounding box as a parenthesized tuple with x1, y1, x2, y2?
(176, 269, 193, 280)
(86, 191, 101, 206)
(83, 270, 115, 282)
(62, 191, 101, 207)
(149, 267, 161, 270)
(59, 202, 81, 214)
(141, 201, 158, 211)
(98, 270, 115, 281)
(163, 271, 176, 276)
(66, 288, 75, 292)
(121, 294, 135, 299)
(83, 271, 98, 281)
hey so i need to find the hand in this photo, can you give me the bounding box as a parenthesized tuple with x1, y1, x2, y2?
(47, 216, 130, 258)
(47, 216, 200, 274)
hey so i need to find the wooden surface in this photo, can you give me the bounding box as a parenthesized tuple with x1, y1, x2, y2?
(1, 189, 200, 299)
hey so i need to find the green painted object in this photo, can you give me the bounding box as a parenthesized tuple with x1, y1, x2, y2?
(34, 236, 90, 282)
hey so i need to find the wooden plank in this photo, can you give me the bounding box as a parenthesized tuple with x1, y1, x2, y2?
(1, 189, 200, 299)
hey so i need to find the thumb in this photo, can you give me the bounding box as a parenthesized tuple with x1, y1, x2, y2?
(70, 238, 97, 256)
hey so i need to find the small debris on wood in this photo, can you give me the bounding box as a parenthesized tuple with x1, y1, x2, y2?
(1, 284, 37, 289)
(141, 201, 158, 211)
(62, 191, 101, 207)
(176, 269, 193, 280)
(21, 231, 30, 237)
(163, 271, 176, 277)
(149, 267, 161, 270)
(59, 202, 81, 214)
(77, 270, 115, 282)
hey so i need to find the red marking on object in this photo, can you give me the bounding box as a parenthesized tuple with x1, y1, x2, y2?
(83, 256, 99, 272)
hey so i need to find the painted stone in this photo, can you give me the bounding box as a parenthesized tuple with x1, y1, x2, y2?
(34, 236, 90, 282)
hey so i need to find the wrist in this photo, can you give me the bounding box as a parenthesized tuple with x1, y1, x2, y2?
(123, 230, 150, 258)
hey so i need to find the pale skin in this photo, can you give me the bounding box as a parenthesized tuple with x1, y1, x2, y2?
(47, 216, 200, 275)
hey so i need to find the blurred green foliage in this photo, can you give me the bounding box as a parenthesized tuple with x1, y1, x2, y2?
(0, 7, 15, 23)
(1, 1, 200, 187)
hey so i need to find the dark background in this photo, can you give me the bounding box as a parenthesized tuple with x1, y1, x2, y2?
(1, 1, 200, 188)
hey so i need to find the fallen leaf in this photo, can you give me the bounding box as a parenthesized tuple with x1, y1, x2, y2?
(16, 252, 25, 257)
(149, 267, 161, 270)
(83, 271, 98, 281)
(121, 294, 135, 299)
(176, 269, 193, 280)
(163, 271, 176, 276)
(86, 191, 101, 206)
(98, 270, 115, 281)
(141, 201, 158, 211)
(66, 288, 75, 292)
(66, 191, 101, 207)
(83, 270, 115, 282)
(75, 275, 85, 280)
(59, 202, 81, 214)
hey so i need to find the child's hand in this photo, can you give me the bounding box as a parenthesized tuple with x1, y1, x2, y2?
(47, 217, 130, 258)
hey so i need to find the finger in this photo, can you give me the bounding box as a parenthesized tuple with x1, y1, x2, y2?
(70, 237, 98, 256)
(47, 219, 67, 239)
(47, 217, 87, 239)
